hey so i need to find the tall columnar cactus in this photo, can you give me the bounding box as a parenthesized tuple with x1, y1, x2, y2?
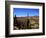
(14, 15, 17, 26)
(27, 12, 30, 29)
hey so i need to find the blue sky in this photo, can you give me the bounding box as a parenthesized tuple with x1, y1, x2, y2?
(13, 8, 39, 17)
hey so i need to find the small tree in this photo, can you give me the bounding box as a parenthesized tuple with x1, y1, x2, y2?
(27, 19, 29, 29)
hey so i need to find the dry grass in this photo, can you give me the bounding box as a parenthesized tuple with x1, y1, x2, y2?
(14, 16, 39, 30)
